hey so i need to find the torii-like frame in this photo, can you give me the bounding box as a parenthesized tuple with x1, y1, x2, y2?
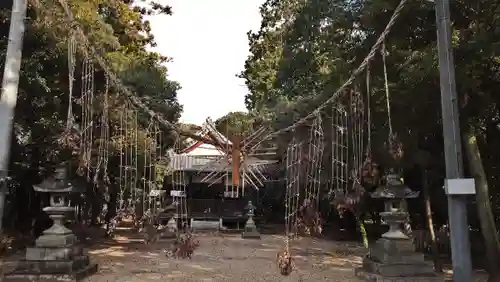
(180, 118, 271, 186)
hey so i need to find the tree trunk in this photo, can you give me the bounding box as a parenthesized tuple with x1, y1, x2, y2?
(463, 130, 500, 280)
(422, 169, 442, 272)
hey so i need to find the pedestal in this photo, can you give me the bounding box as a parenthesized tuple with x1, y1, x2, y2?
(241, 216, 260, 239)
(360, 174, 442, 281)
(4, 208, 97, 281)
(355, 221, 442, 281)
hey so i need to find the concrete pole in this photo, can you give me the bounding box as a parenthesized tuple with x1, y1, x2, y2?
(0, 0, 28, 232)
(435, 0, 473, 281)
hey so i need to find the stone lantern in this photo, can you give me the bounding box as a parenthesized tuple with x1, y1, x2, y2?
(242, 200, 260, 239)
(372, 173, 419, 239)
(149, 189, 166, 222)
(355, 173, 442, 281)
(4, 165, 97, 281)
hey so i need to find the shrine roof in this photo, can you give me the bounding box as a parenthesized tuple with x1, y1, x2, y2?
(167, 153, 217, 171)
(167, 153, 278, 173)
(169, 117, 278, 174)
(182, 118, 231, 153)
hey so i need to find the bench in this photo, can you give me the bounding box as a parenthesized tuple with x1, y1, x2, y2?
(190, 217, 222, 232)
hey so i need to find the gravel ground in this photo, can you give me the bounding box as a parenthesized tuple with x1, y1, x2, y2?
(0, 228, 488, 282)
(83, 230, 364, 282)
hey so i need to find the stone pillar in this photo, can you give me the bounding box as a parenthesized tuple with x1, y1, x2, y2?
(355, 174, 443, 281)
(4, 165, 97, 281)
(242, 201, 260, 239)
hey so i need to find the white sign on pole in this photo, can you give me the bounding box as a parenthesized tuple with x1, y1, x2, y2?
(444, 178, 476, 195)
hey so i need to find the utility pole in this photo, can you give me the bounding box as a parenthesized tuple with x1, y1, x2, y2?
(0, 0, 28, 232)
(435, 0, 473, 281)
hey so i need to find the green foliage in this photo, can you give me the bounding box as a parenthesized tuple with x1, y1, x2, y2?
(241, 0, 500, 238)
(1, 0, 181, 189)
(242, 0, 500, 164)
(215, 111, 256, 138)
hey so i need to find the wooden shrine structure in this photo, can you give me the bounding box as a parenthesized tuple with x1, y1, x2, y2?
(163, 118, 278, 229)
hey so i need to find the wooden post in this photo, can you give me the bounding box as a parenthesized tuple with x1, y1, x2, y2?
(231, 136, 242, 186)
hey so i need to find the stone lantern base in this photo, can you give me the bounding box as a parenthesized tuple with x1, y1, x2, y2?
(241, 201, 260, 239)
(360, 173, 443, 281)
(241, 216, 260, 239)
(355, 238, 443, 281)
(4, 210, 97, 281)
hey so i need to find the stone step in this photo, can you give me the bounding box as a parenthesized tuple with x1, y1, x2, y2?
(362, 259, 435, 277)
(355, 268, 444, 282)
(375, 238, 415, 253)
(26, 245, 82, 261)
(4, 262, 98, 282)
(370, 248, 425, 264)
(7, 255, 91, 275)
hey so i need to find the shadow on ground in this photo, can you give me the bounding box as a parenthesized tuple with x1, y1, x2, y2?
(0, 226, 489, 282)
(82, 228, 364, 281)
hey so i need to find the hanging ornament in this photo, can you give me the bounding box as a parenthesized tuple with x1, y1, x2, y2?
(57, 32, 81, 157)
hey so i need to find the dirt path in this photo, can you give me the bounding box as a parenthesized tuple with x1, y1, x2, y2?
(84, 231, 364, 282)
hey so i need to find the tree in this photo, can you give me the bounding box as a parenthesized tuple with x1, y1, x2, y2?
(242, 0, 500, 276)
(0, 0, 182, 231)
(464, 131, 500, 280)
(215, 111, 255, 138)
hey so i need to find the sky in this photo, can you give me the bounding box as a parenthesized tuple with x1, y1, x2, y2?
(146, 0, 265, 125)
